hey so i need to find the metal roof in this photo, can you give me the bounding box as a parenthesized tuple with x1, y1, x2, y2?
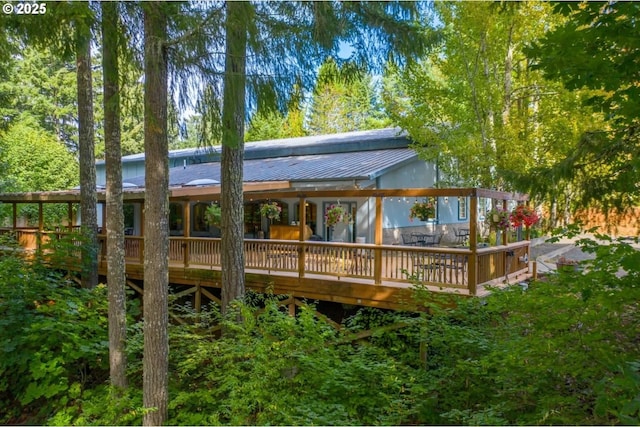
(124, 147, 418, 188)
(96, 127, 409, 165)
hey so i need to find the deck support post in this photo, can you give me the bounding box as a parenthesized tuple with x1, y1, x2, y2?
(532, 260, 537, 280)
(288, 301, 296, 317)
(183, 202, 191, 238)
(195, 284, 201, 312)
(37, 202, 43, 251)
(12, 203, 17, 230)
(468, 194, 478, 295)
(67, 202, 73, 231)
(374, 195, 383, 284)
(183, 202, 191, 267)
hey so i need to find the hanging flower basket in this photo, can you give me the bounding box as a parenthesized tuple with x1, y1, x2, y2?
(510, 205, 540, 229)
(325, 204, 351, 228)
(486, 207, 510, 231)
(259, 202, 281, 221)
(409, 201, 435, 222)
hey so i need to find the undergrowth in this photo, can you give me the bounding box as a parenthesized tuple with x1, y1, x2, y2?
(1, 231, 639, 425)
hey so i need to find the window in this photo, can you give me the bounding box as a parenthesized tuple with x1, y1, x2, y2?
(169, 203, 183, 231)
(458, 197, 468, 220)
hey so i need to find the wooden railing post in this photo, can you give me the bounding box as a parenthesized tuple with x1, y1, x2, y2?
(298, 196, 306, 278)
(12, 203, 17, 230)
(183, 238, 190, 268)
(374, 196, 383, 284)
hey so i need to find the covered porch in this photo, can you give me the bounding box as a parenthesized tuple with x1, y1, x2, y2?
(0, 187, 534, 309)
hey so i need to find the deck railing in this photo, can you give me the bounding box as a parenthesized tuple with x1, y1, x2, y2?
(115, 236, 528, 293)
(1, 227, 531, 295)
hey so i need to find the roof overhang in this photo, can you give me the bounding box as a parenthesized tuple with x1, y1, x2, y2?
(0, 185, 528, 204)
(0, 181, 293, 204)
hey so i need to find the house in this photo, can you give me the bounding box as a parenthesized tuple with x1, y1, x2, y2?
(95, 128, 473, 244)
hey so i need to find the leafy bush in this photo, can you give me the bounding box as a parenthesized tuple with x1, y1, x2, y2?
(0, 251, 110, 423)
(162, 300, 425, 425)
(416, 233, 640, 425)
(6, 230, 639, 426)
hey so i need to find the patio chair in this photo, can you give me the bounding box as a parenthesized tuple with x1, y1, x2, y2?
(453, 228, 470, 245)
(402, 233, 417, 246)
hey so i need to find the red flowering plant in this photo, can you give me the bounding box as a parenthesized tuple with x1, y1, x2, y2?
(510, 205, 540, 229)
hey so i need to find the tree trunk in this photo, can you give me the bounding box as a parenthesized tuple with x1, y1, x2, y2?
(102, 1, 127, 390)
(76, 24, 98, 289)
(143, 3, 169, 425)
(220, 1, 248, 315)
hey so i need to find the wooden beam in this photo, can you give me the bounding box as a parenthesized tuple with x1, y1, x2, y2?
(195, 284, 201, 312)
(126, 279, 144, 295)
(169, 181, 291, 200)
(0, 186, 529, 205)
(67, 202, 73, 231)
(183, 201, 191, 238)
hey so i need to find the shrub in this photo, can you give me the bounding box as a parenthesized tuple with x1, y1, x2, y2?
(0, 251, 110, 423)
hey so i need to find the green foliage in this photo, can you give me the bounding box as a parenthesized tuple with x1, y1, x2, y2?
(0, 116, 78, 224)
(415, 233, 640, 425)
(162, 301, 423, 425)
(526, 2, 640, 208)
(0, 45, 78, 150)
(0, 251, 109, 423)
(0, 117, 78, 192)
(384, 1, 607, 226)
(308, 57, 391, 135)
(4, 232, 638, 426)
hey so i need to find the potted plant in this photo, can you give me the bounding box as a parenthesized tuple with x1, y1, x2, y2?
(325, 204, 351, 228)
(259, 201, 281, 221)
(510, 204, 540, 239)
(486, 207, 510, 232)
(409, 200, 435, 222)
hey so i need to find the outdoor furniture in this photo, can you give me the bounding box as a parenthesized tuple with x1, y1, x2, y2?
(454, 228, 470, 245)
(412, 232, 441, 246)
(402, 233, 417, 246)
(412, 252, 468, 284)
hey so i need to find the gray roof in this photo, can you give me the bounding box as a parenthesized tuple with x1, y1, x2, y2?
(125, 147, 418, 188)
(96, 127, 409, 166)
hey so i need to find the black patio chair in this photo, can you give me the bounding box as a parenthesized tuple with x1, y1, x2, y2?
(402, 233, 417, 246)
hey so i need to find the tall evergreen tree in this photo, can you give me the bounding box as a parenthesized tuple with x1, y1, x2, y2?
(75, 11, 99, 289)
(142, 2, 170, 424)
(220, 1, 249, 313)
(102, 1, 127, 390)
(213, 1, 431, 310)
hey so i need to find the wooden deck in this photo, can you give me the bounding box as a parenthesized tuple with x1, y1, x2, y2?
(3, 228, 532, 311)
